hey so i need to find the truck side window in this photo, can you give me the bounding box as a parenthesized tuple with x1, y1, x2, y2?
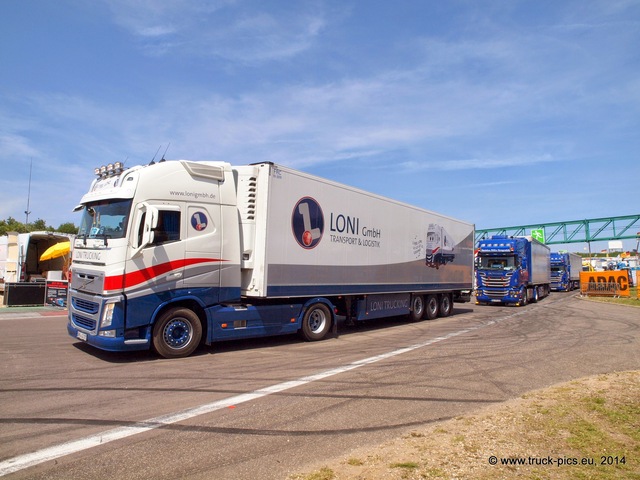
(137, 212, 146, 247)
(152, 210, 181, 245)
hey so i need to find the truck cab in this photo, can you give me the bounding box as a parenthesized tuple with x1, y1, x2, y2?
(475, 235, 550, 306)
(475, 236, 528, 305)
(550, 252, 570, 291)
(550, 252, 581, 291)
(67, 160, 242, 357)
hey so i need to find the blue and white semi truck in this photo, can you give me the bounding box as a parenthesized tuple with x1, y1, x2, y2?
(67, 160, 474, 358)
(550, 252, 581, 291)
(475, 235, 550, 306)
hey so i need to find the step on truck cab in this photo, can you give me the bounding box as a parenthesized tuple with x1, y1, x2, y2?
(68, 160, 475, 358)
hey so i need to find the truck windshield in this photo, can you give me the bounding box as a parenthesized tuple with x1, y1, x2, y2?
(551, 266, 566, 273)
(78, 199, 132, 240)
(478, 255, 516, 271)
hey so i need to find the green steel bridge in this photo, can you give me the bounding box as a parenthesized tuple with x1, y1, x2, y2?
(475, 214, 640, 247)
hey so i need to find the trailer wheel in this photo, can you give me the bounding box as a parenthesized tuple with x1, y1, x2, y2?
(438, 294, 452, 317)
(408, 295, 425, 321)
(152, 307, 202, 358)
(301, 303, 332, 341)
(424, 295, 439, 320)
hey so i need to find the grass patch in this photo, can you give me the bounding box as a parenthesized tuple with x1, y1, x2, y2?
(291, 371, 640, 480)
(390, 462, 420, 469)
(290, 467, 335, 480)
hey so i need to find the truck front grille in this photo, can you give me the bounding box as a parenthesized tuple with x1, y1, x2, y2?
(483, 289, 509, 299)
(72, 314, 97, 331)
(73, 297, 99, 314)
(478, 272, 512, 299)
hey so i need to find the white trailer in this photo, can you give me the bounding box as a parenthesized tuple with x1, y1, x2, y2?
(68, 160, 474, 358)
(0, 236, 8, 282)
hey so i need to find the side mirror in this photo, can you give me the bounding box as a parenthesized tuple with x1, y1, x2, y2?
(131, 203, 159, 257)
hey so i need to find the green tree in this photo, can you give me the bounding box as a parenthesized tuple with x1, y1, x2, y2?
(0, 217, 28, 235)
(57, 222, 78, 234)
(0, 217, 77, 236)
(28, 218, 52, 232)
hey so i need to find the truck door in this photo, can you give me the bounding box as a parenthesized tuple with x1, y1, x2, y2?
(183, 204, 223, 297)
(127, 203, 185, 295)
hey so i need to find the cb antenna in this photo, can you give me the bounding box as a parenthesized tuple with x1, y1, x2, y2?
(149, 145, 162, 165)
(25, 158, 33, 226)
(160, 143, 171, 162)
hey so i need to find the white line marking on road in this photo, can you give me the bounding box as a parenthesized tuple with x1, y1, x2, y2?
(0, 314, 524, 476)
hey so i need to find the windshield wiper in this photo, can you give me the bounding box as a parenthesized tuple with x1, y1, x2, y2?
(97, 233, 110, 247)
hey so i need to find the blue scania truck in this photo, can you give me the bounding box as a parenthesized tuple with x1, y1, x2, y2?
(550, 252, 581, 291)
(475, 235, 550, 306)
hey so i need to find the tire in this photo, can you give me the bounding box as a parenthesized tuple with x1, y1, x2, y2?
(300, 303, 332, 341)
(438, 294, 452, 317)
(424, 295, 439, 320)
(408, 295, 425, 321)
(152, 307, 202, 358)
(520, 287, 528, 306)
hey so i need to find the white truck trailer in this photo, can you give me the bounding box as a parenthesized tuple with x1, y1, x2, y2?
(67, 160, 474, 358)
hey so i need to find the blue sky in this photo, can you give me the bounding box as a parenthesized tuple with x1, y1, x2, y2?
(1, 0, 639, 251)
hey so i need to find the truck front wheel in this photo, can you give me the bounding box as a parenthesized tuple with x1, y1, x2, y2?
(519, 288, 528, 306)
(152, 307, 202, 358)
(300, 303, 332, 341)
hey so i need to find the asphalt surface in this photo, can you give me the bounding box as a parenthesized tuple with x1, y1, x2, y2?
(0, 294, 638, 479)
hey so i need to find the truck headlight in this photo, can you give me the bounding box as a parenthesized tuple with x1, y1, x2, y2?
(101, 303, 116, 329)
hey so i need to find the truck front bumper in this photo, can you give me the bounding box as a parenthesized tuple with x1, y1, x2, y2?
(475, 290, 522, 305)
(67, 290, 151, 353)
(67, 322, 150, 352)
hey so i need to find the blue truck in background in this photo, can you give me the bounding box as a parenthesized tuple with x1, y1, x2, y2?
(550, 252, 581, 291)
(475, 235, 551, 306)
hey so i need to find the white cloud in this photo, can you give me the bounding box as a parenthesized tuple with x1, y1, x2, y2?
(0, 133, 41, 160)
(102, 0, 328, 63)
(399, 154, 558, 173)
(104, 0, 227, 36)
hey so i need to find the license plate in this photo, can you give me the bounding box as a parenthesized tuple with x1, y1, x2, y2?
(77, 331, 88, 341)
